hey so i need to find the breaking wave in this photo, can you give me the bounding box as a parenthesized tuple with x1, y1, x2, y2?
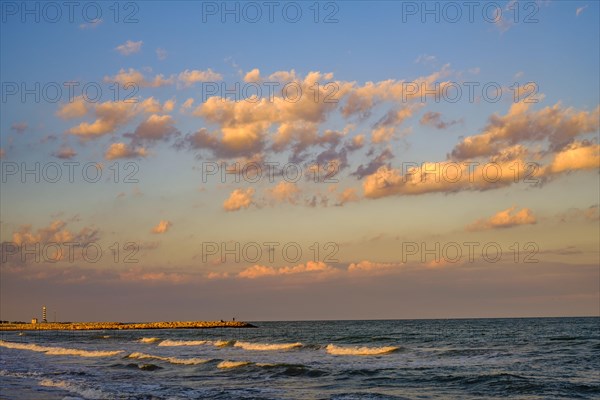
(138, 337, 161, 344)
(0, 340, 123, 358)
(39, 378, 108, 399)
(217, 360, 252, 369)
(325, 344, 399, 356)
(127, 352, 210, 365)
(233, 341, 303, 351)
(157, 339, 209, 347)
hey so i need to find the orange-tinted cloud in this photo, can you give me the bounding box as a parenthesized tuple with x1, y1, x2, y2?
(467, 206, 536, 231)
(115, 40, 142, 55)
(238, 261, 333, 279)
(151, 220, 172, 234)
(223, 188, 255, 212)
(105, 143, 147, 160)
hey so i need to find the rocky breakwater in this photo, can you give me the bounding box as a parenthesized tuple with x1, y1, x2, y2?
(0, 320, 256, 331)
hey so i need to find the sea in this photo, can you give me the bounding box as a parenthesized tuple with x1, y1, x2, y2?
(0, 318, 598, 399)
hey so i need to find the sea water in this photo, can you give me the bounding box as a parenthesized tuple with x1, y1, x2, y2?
(0, 318, 598, 399)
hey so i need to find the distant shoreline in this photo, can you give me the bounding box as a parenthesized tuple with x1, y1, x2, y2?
(0, 321, 257, 331)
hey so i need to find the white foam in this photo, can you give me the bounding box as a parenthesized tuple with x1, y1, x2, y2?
(233, 341, 303, 351)
(213, 340, 234, 347)
(157, 339, 209, 347)
(217, 360, 252, 369)
(138, 337, 161, 344)
(39, 378, 108, 399)
(127, 352, 210, 365)
(325, 344, 399, 356)
(0, 340, 123, 358)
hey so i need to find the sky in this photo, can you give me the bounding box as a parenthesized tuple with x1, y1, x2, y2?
(0, 0, 599, 322)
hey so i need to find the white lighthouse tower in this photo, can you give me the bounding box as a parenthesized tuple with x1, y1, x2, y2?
(42, 306, 47, 323)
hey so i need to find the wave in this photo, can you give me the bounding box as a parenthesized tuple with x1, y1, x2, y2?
(233, 341, 303, 351)
(157, 339, 209, 347)
(0, 340, 123, 358)
(39, 378, 108, 400)
(127, 352, 210, 365)
(138, 337, 161, 344)
(214, 339, 235, 347)
(325, 344, 399, 356)
(217, 360, 252, 369)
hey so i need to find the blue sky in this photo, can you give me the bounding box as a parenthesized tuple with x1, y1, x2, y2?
(1, 1, 599, 321)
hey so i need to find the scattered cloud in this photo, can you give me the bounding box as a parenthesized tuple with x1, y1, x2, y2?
(576, 5, 588, 16)
(223, 188, 255, 212)
(52, 147, 77, 159)
(105, 142, 147, 160)
(10, 122, 28, 134)
(151, 220, 172, 234)
(156, 47, 167, 60)
(238, 261, 334, 279)
(115, 40, 143, 55)
(466, 206, 537, 231)
(105, 68, 173, 88)
(419, 111, 462, 129)
(178, 69, 223, 87)
(268, 181, 301, 205)
(79, 18, 102, 29)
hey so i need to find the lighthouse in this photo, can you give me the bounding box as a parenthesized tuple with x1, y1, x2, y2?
(42, 306, 47, 323)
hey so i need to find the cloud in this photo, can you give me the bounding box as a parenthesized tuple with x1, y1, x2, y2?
(10, 122, 28, 134)
(363, 146, 527, 198)
(104, 142, 147, 160)
(371, 106, 418, 143)
(180, 98, 194, 112)
(65, 98, 174, 139)
(466, 206, 537, 231)
(178, 69, 223, 87)
(105, 68, 173, 88)
(237, 261, 333, 279)
(223, 188, 255, 212)
(544, 140, 600, 174)
(179, 71, 352, 160)
(156, 47, 167, 60)
(419, 111, 462, 129)
(119, 268, 185, 284)
(115, 40, 143, 55)
(336, 188, 359, 206)
(243, 68, 261, 83)
(351, 148, 394, 179)
(576, 5, 588, 16)
(131, 114, 178, 144)
(56, 96, 89, 119)
(557, 205, 599, 223)
(450, 102, 599, 160)
(347, 260, 401, 273)
(1, 220, 100, 265)
(151, 220, 172, 234)
(268, 181, 300, 204)
(414, 54, 437, 65)
(67, 100, 138, 138)
(79, 18, 102, 29)
(52, 147, 77, 159)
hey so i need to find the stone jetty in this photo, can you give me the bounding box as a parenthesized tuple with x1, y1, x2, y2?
(0, 320, 256, 331)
